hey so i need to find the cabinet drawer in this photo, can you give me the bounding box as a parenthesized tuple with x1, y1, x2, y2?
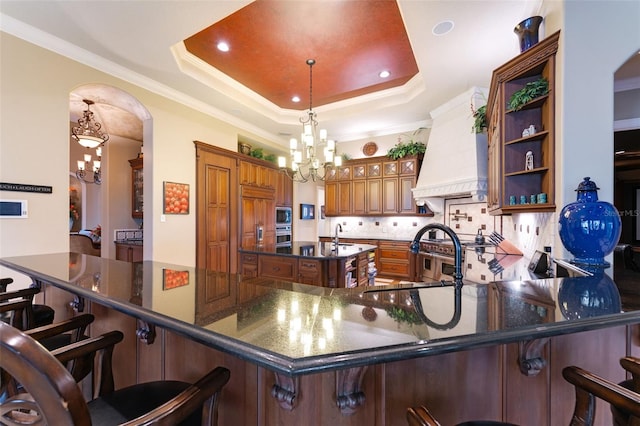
(299, 259, 321, 272)
(379, 249, 409, 260)
(242, 254, 258, 264)
(258, 256, 297, 279)
(378, 261, 410, 275)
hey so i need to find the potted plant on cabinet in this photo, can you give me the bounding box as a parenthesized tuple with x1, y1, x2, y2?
(471, 104, 487, 133)
(386, 140, 426, 160)
(508, 77, 549, 111)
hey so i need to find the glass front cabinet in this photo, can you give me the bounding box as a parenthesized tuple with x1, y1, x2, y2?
(129, 157, 143, 219)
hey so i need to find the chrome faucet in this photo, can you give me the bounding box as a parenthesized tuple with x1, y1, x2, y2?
(410, 223, 463, 287)
(334, 223, 342, 247)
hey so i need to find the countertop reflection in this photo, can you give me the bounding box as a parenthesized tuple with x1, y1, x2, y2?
(1, 253, 638, 375)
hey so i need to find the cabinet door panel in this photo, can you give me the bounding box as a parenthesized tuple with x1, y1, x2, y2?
(399, 176, 416, 214)
(325, 182, 338, 216)
(338, 181, 352, 215)
(352, 180, 366, 215)
(367, 179, 382, 215)
(382, 178, 398, 214)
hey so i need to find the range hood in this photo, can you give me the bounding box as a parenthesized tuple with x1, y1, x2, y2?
(412, 87, 488, 214)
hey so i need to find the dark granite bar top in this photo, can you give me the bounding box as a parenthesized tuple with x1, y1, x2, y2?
(1, 253, 638, 376)
(240, 241, 377, 259)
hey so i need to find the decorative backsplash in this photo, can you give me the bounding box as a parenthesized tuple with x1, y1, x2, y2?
(114, 229, 143, 241)
(323, 197, 556, 259)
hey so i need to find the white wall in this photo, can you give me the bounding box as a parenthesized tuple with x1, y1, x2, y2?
(553, 0, 640, 259)
(0, 32, 276, 272)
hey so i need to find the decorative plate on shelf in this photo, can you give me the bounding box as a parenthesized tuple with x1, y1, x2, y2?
(363, 142, 378, 156)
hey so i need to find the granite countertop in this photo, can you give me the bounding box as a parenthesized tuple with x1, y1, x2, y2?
(1, 253, 637, 376)
(240, 241, 377, 259)
(114, 239, 143, 245)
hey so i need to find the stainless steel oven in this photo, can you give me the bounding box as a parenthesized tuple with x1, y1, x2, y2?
(275, 225, 292, 248)
(417, 241, 460, 282)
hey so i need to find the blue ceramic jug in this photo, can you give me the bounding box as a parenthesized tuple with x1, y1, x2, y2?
(558, 177, 621, 267)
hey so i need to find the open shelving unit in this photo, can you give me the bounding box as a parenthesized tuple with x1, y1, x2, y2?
(486, 31, 560, 215)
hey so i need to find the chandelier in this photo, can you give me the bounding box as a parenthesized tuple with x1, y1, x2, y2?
(76, 146, 102, 185)
(278, 59, 341, 183)
(71, 99, 109, 149)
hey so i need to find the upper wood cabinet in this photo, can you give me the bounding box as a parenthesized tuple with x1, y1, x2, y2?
(324, 154, 425, 217)
(486, 31, 559, 215)
(239, 160, 275, 189)
(275, 171, 293, 207)
(128, 157, 143, 219)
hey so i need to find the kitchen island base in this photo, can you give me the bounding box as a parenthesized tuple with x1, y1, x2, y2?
(38, 284, 630, 426)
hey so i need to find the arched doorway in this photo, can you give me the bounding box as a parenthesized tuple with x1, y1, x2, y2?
(69, 85, 151, 259)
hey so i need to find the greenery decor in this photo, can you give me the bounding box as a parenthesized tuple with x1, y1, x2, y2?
(508, 78, 549, 111)
(386, 140, 426, 160)
(386, 306, 422, 325)
(471, 104, 487, 133)
(249, 148, 264, 159)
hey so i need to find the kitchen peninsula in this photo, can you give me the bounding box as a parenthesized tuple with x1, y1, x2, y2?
(1, 253, 638, 425)
(239, 241, 376, 287)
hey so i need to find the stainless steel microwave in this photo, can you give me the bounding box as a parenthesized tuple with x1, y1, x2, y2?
(276, 207, 292, 225)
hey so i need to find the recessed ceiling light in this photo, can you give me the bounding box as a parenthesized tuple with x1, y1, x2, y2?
(379, 70, 390, 78)
(292, 96, 300, 103)
(217, 41, 230, 52)
(432, 20, 454, 36)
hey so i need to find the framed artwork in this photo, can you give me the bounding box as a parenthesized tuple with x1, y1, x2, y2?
(163, 268, 189, 289)
(163, 181, 189, 214)
(300, 203, 315, 220)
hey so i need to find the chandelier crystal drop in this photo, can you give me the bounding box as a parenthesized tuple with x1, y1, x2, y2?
(72, 99, 109, 149)
(278, 59, 341, 183)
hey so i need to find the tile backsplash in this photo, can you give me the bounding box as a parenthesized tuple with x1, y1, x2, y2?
(322, 197, 556, 258)
(114, 229, 143, 241)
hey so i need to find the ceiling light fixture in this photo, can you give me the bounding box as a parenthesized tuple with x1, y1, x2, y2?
(76, 146, 102, 185)
(278, 59, 340, 183)
(217, 41, 230, 52)
(432, 20, 454, 36)
(379, 70, 390, 78)
(71, 99, 109, 149)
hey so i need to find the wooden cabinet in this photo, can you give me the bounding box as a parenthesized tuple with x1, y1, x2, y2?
(352, 180, 367, 215)
(486, 31, 559, 215)
(324, 154, 425, 217)
(240, 253, 258, 278)
(298, 258, 325, 285)
(128, 157, 143, 219)
(240, 160, 276, 189)
(240, 248, 375, 287)
(115, 242, 143, 262)
(325, 181, 338, 216)
(241, 186, 276, 248)
(258, 255, 297, 280)
(275, 171, 293, 206)
(377, 240, 413, 279)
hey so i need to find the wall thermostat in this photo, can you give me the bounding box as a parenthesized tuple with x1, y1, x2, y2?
(0, 199, 28, 218)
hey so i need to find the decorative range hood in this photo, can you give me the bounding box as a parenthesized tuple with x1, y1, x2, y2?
(412, 87, 488, 214)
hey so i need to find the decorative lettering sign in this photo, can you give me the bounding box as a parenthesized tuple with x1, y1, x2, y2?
(0, 182, 52, 194)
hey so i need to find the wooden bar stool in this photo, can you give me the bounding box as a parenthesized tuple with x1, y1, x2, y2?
(0, 321, 231, 425)
(0, 277, 55, 328)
